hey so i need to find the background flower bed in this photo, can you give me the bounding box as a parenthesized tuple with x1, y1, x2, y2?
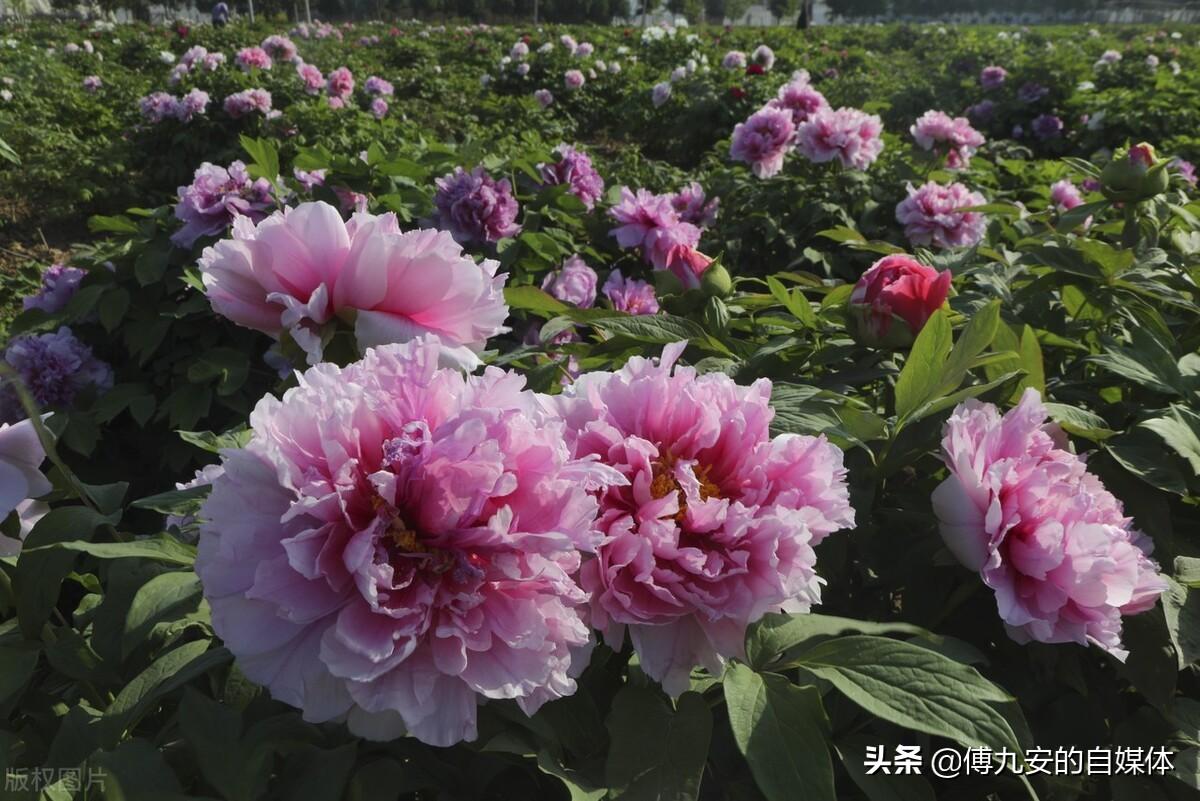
(0, 16, 1198, 801)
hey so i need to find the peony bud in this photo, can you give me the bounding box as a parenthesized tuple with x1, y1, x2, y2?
(1101, 143, 1170, 202)
(849, 254, 951, 348)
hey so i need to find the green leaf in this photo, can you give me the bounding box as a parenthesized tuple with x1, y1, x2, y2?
(1044, 403, 1117, 441)
(288, 744, 359, 801)
(817, 226, 866, 243)
(606, 687, 712, 801)
(504, 285, 569, 316)
(723, 664, 835, 801)
(101, 641, 230, 747)
(792, 635, 1021, 753)
(239, 134, 280, 181)
(131, 485, 211, 516)
(766, 276, 817, 328)
(123, 572, 203, 658)
(1140, 405, 1200, 476)
(1163, 578, 1200, 668)
(99, 288, 131, 333)
(25, 534, 197, 567)
(1176, 557, 1200, 589)
(16, 507, 112, 637)
(180, 689, 262, 801)
(746, 612, 934, 670)
(1106, 429, 1191, 495)
(586, 314, 733, 356)
(178, 428, 253, 454)
(894, 309, 952, 421)
(0, 644, 40, 705)
(537, 751, 607, 801)
(1090, 328, 1190, 397)
(89, 214, 139, 234)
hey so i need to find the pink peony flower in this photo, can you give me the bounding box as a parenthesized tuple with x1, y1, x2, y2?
(670, 182, 719, 228)
(172, 88, 210, 122)
(542, 254, 598, 308)
(730, 106, 795, 179)
(910, 110, 985, 169)
(171, 160, 275, 248)
(980, 65, 1008, 89)
(433, 166, 521, 245)
(664, 245, 714, 290)
(197, 337, 624, 747)
(223, 88, 272, 118)
(607, 187, 700, 271)
(370, 97, 389, 119)
(895, 181, 987, 249)
(564, 69, 585, 90)
(293, 168, 326, 190)
(139, 91, 176, 123)
(932, 389, 1168, 659)
(768, 74, 829, 128)
(198, 201, 508, 367)
(327, 66, 355, 99)
(602, 270, 659, 315)
(538, 144, 605, 210)
(552, 343, 854, 694)
(364, 75, 394, 96)
(533, 88, 554, 107)
(1050, 179, 1084, 212)
(849, 254, 951, 348)
(795, 107, 885, 171)
(260, 35, 297, 62)
(236, 46, 273, 71)
(82, 75, 102, 92)
(296, 62, 324, 94)
(722, 50, 747, 70)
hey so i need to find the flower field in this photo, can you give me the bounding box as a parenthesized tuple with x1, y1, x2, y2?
(1, 14, 1200, 801)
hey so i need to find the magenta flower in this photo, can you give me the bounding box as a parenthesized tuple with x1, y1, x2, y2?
(327, 66, 355, 99)
(236, 46, 273, 71)
(932, 390, 1167, 659)
(197, 338, 623, 747)
(223, 88, 272, 118)
(602, 270, 659, 315)
(296, 62, 324, 95)
(564, 69, 585, 90)
(198, 201, 508, 368)
(910, 110, 985, 169)
(1172, 158, 1197, 187)
(542, 255, 598, 308)
(538, 144, 605, 210)
(768, 74, 829, 128)
(980, 65, 1008, 89)
(552, 343, 854, 694)
(171, 160, 275, 248)
(1, 327, 113, 424)
(607, 187, 700, 271)
(23, 264, 85, 314)
(260, 35, 297, 62)
(433, 166, 521, 245)
(173, 88, 210, 122)
(670, 182, 719, 228)
(370, 97, 389, 119)
(895, 181, 987, 249)
(796, 107, 885, 171)
(730, 106, 795, 179)
(849, 254, 951, 348)
(364, 75, 394, 96)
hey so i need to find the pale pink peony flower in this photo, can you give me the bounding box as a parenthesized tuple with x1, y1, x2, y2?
(932, 389, 1167, 660)
(768, 74, 829, 128)
(722, 50, 747, 70)
(910, 110, 985, 169)
(552, 343, 854, 694)
(260, 35, 297, 62)
(1050, 178, 1084, 212)
(223, 88, 272, 118)
(607, 187, 700, 271)
(730, 106, 795, 179)
(651, 81, 672, 107)
(236, 46, 273, 71)
(296, 62, 324, 95)
(82, 75, 102, 92)
(751, 44, 775, 70)
(327, 66, 355, 99)
(795, 107, 885, 171)
(197, 337, 624, 747)
(534, 88, 554, 107)
(542, 254, 597, 308)
(895, 181, 987, 249)
(172, 88, 210, 122)
(564, 69, 585, 90)
(669, 182, 719, 228)
(197, 201, 509, 368)
(0, 418, 52, 538)
(139, 91, 177, 123)
(602, 270, 659, 315)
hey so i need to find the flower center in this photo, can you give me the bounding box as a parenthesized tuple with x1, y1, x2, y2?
(649, 453, 721, 522)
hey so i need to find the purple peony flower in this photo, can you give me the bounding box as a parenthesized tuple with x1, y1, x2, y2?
(651, 81, 672, 107)
(752, 44, 775, 70)
(23, 265, 86, 314)
(171, 160, 276, 248)
(370, 97, 389, 119)
(433, 166, 521, 244)
(1032, 113, 1064, 140)
(293, 167, 326, 190)
(223, 88, 272, 118)
(669, 182, 719, 228)
(542, 254, 598, 308)
(538, 144, 605, 210)
(722, 50, 747, 70)
(1017, 81, 1048, 103)
(82, 75, 102, 92)
(1050, 178, 1084, 211)
(730, 106, 795, 179)
(602, 270, 659, 315)
(1172, 158, 1197, 187)
(980, 65, 1008, 89)
(534, 88, 554, 107)
(173, 88, 210, 122)
(139, 91, 177, 123)
(966, 99, 995, 122)
(260, 35, 297, 62)
(1, 327, 113, 423)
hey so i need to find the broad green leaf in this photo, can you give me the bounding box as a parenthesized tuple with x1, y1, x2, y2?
(288, 743, 359, 801)
(723, 664, 834, 801)
(1106, 429, 1191, 495)
(1141, 406, 1200, 476)
(16, 506, 112, 637)
(936, 301, 1001, 399)
(1163, 578, 1200, 668)
(0, 644, 40, 705)
(25, 534, 197, 567)
(1177, 557, 1200, 589)
(792, 636, 1021, 753)
(606, 687, 712, 801)
(123, 572, 203, 658)
(504, 285, 569, 316)
(894, 310, 952, 421)
(239, 134, 280, 181)
(537, 751, 607, 801)
(1045, 403, 1117, 441)
(746, 612, 934, 670)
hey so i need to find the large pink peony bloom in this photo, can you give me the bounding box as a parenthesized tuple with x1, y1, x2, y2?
(607, 187, 700, 271)
(198, 201, 508, 368)
(730, 106, 795, 179)
(895, 181, 987, 249)
(795, 107, 885, 171)
(236, 46, 273, 71)
(552, 343, 855, 694)
(910, 110, 985, 169)
(327, 66, 355, 99)
(932, 390, 1167, 659)
(296, 62, 324, 95)
(197, 338, 624, 746)
(767, 72, 829, 128)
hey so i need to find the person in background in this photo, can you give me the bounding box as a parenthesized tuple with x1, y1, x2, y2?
(212, 1, 229, 26)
